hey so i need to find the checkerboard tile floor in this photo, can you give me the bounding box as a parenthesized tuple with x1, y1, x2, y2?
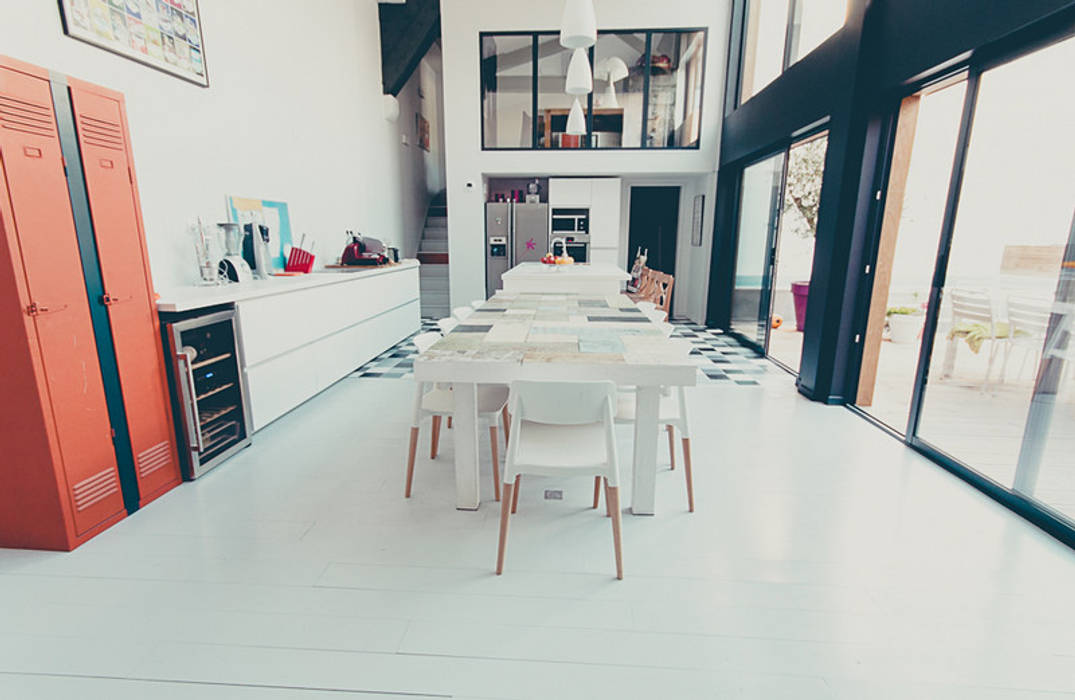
(350, 319, 770, 385)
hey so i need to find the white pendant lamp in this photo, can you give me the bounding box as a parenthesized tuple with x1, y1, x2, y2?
(560, 0, 597, 49)
(566, 97, 587, 135)
(565, 48, 593, 96)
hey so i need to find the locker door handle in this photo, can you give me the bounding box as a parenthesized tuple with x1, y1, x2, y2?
(25, 302, 68, 316)
(101, 293, 132, 306)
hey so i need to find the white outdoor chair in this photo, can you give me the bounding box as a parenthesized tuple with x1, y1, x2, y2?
(453, 306, 475, 322)
(496, 380, 623, 579)
(941, 289, 1003, 390)
(405, 332, 510, 501)
(1000, 297, 1051, 383)
(436, 317, 458, 334)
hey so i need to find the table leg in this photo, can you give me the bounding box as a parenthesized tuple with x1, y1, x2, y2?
(453, 382, 481, 510)
(631, 385, 659, 515)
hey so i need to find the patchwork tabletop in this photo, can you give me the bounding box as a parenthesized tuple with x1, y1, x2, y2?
(415, 293, 696, 386)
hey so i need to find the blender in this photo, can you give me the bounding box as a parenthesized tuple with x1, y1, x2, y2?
(217, 222, 252, 282)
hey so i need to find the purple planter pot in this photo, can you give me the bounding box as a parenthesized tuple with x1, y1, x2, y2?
(790, 281, 810, 332)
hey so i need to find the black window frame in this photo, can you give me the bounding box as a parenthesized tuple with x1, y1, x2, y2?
(479, 27, 709, 152)
(734, 0, 849, 108)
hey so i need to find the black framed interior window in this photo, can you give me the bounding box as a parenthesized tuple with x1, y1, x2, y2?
(479, 28, 707, 151)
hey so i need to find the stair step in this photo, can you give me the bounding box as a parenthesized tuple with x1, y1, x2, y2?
(428, 206, 447, 217)
(423, 229, 448, 240)
(420, 240, 448, 253)
(418, 252, 450, 264)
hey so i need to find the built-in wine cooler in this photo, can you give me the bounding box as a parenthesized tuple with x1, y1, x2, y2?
(162, 309, 252, 479)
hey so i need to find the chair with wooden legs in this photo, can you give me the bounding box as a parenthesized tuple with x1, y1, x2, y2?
(404, 332, 510, 500)
(496, 380, 623, 579)
(607, 337, 695, 512)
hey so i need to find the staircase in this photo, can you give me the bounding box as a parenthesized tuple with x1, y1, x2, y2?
(418, 192, 450, 318)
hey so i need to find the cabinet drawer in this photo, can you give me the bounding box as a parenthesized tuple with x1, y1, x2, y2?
(239, 269, 419, 367)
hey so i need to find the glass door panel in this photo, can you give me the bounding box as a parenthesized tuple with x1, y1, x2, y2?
(915, 36, 1075, 504)
(855, 80, 967, 430)
(730, 152, 785, 346)
(768, 131, 828, 372)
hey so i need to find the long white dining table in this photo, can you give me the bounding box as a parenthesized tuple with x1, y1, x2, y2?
(413, 292, 696, 515)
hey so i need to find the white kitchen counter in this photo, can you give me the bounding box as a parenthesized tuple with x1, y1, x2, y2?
(500, 262, 629, 295)
(157, 260, 420, 431)
(155, 260, 420, 312)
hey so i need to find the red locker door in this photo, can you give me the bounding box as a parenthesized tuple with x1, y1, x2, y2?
(0, 64, 124, 534)
(68, 81, 181, 504)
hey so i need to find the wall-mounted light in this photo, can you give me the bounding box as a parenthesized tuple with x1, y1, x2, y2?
(382, 94, 400, 122)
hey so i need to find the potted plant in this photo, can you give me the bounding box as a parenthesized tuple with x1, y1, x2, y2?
(886, 305, 923, 344)
(781, 136, 827, 333)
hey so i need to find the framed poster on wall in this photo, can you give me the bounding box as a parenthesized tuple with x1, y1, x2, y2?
(58, 0, 209, 87)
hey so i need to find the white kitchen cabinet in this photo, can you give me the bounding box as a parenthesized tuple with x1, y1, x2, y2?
(588, 247, 622, 267)
(588, 178, 622, 250)
(548, 178, 592, 208)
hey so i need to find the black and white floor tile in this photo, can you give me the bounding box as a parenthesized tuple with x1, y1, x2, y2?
(350, 318, 770, 385)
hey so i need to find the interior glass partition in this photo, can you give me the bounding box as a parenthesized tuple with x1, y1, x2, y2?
(480, 34, 534, 149)
(481, 28, 706, 150)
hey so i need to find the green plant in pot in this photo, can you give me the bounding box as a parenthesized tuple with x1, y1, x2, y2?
(886, 305, 923, 344)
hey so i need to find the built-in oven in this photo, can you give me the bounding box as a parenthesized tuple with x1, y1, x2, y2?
(551, 207, 589, 234)
(161, 308, 252, 479)
(551, 234, 590, 263)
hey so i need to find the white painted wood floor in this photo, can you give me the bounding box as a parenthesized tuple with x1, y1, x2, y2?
(1, 373, 1074, 699)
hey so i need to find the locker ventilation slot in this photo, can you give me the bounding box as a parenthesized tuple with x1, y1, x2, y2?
(77, 114, 125, 151)
(0, 95, 55, 138)
(72, 468, 120, 512)
(137, 440, 173, 479)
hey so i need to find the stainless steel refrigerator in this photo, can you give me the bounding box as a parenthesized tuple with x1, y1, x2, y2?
(485, 202, 549, 298)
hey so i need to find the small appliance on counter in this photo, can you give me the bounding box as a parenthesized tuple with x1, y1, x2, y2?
(217, 222, 253, 283)
(340, 230, 389, 266)
(161, 308, 253, 479)
(242, 221, 273, 279)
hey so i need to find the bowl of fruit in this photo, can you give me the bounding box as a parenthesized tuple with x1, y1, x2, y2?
(540, 252, 574, 266)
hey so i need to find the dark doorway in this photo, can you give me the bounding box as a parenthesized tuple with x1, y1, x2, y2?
(627, 186, 680, 274)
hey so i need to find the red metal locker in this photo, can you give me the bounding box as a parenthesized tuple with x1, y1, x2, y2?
(67, 79, 181, 506)
(0, 57, 125, 549)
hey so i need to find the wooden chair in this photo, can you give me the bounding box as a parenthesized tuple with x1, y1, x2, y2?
(497, 380, 623, 579)
(650, 271, 675, 319)
(405, 332, 510, 500)
(627, 267, 656, 303)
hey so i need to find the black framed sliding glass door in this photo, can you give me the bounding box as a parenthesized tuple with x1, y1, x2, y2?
(728, 132, 828, 372)
(857, 33, 1075, 528)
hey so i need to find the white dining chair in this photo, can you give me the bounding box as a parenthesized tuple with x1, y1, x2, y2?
(405, 332, 510, 501)
(496, 380, 623, 579)
(437, 317, 458, 334)
(453, 306, 475, 322)
(610, 338, 695, 512)
(470, 300, 484, 310)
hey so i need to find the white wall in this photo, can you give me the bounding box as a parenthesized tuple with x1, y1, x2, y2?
(441, 0, 731, 319)
(0, 0, 406, 290)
